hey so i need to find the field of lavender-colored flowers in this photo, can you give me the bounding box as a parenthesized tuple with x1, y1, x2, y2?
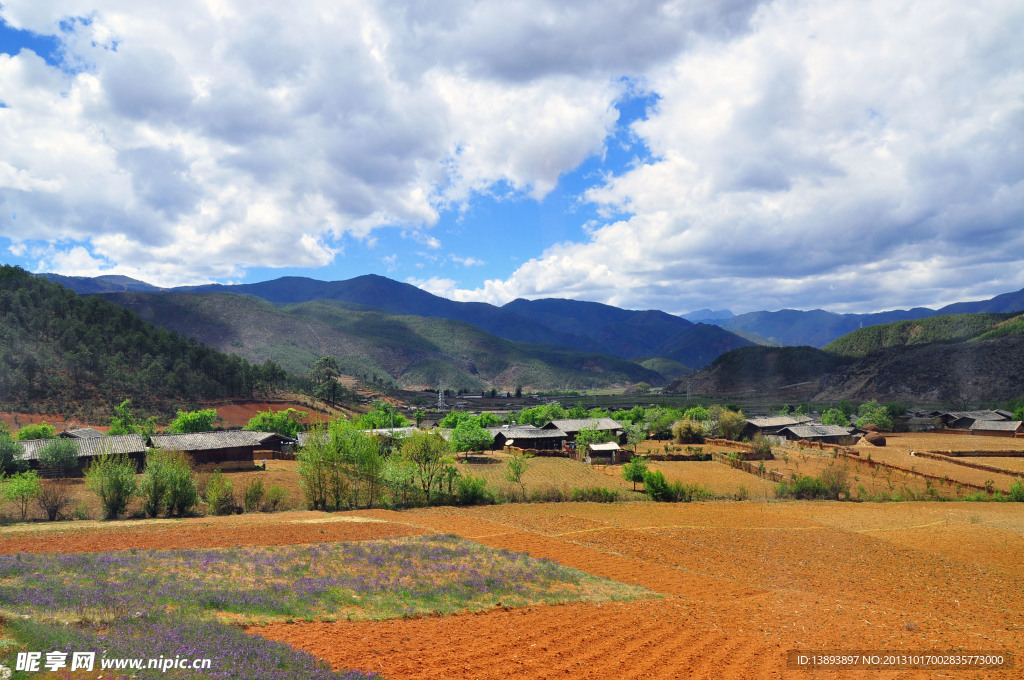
(0, 535, 650, 678)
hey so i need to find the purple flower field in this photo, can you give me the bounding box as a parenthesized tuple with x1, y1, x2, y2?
(0, 535, 649, 678)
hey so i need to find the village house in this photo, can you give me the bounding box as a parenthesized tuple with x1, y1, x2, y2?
(777, 424, 859, 446)
(541, 418, 624, 446)
(490, 425, 566, 451)
(969, 420, 1024, 437)
(18, 433, 147, 475)
(740, 415, 813, 440)
(149, 431, 296, 469)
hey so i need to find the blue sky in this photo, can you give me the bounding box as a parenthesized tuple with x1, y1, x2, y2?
(2, 1, 1024, 315)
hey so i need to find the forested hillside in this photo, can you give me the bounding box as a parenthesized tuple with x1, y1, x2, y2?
(0, 266, 286, 416)
(101, 292, 664, 391)
(824, 313, 1023, 357)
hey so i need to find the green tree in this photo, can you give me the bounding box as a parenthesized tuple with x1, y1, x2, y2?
(354, 401, 410, 430)
(625, 422, 647, 454)
(296, 428, 331, 510)
(439, 410, 470, 429)
(245, 407, 306, 438)
(16, 422, 57, 441)
(574, 426, 613, 455)
(504, 454, 530, 501)
(855, 400, 893, 430)
(821, 408, 848, 426)
(164, 451, 200, 516)
(311, 356, 342, 405)
(450, 420, 494, 453)
(3, 471, 42, 521)
(38, 439, 80, 477)
(167, 409, 218, 434)
(682, 405, 710, 422)
(622, 456, 648, 491)
(0, 434, 28, 475)
(108, 399, 157, 438)
(84, 453, 138, 519)
(400, 430, 452, 505)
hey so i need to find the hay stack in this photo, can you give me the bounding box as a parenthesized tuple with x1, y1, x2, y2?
(863, 431, 886, 446)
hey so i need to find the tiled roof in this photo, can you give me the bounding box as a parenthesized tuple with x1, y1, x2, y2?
(588, 442, 620, 451)
(969, 420, 1023, 432)
(746, 416, 812, 428)
(60, 427, 105, 439)
(496, 427, 566, 439)
(150, 431, 293, 451)
(545, 418, 622, 432)
(781, 425, 853, 438)
(17, 434, 146, 461)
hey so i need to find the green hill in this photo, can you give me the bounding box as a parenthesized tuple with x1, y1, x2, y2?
(102, 293, 665, 391)
(824, 313, 1021, 357)
(0, 266, 284, 417)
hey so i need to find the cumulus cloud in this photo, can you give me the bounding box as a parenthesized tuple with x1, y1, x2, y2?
(3, 0, 749, 285)
(442, 0, 1024, 313)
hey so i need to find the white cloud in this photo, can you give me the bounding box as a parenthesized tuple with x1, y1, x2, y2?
(440, 0, 1024, 313)
(450, 254, 485, 267)
(5, 0, 747, 285)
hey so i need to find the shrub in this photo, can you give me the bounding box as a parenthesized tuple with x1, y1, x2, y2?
(527, 485, 569, 503)
(16, 422, 57, 441)
(37, 479, 73, 521)
(569, 487, 619, 503)
(716, 409, 746, 440)
(38, 439, 80, 477)
(139, 451, 172, 518)
(775, 466, 850, 500)
(672, 420, 705, 444)
(164, 453, 200, 517)
(504, 454, 530, 502)
(0, 434, 28, 475)
(1009, 480, 1024, 502)
(85, 453, 138, 520)
(3, 471, 42, 521)
(642, 470, 712, 502)
(750, 435, 772, 457)
(243, 477, 266, 512)
(266, 485, 287, 511)
(456, 474, 493, 506)
(204, 470, 235, 516)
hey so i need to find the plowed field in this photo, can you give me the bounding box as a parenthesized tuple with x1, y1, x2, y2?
(4, 502, 1020, 680)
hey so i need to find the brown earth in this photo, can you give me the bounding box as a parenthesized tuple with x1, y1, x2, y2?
(256, 502, 1022, 680)
(2, 501, 1020, 679)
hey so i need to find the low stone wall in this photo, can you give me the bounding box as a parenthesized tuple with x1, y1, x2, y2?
(915, 451, 1024, 479)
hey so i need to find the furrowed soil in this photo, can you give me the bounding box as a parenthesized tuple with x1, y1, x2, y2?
(3, 502, 1020, 679)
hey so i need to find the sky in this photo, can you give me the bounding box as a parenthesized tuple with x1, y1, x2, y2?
(1, 0, 1023, 316)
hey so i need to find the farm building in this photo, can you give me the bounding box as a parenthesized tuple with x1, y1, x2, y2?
(542, 418, 624, 444)
(585, 441, 624, 465)
(491, 426, 566, 451)
(969, 420, 1024, 437)
(939, 410, 1010, 430)
(905, 417, 940, 432)
(741, 415, 812, 440)
(17, 434, 147, 475)
(777, 424, 859, 446)
(149, 431, 296, 468)
(59, 427, 105, 440)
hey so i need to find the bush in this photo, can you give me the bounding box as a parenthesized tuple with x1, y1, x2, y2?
(716, 409, 746, 441)
(204, 470, 235, 516)
(266, 484, 287, 511)
(16, 422, 56, 441)
(1009, 479, 1024, 502)
(775, 466, 849, 500)
(750, 435, 772, 457)
(37, 479, 73, 521)
(569, 487, 619, 503)
(672, 420, 705, 444)
(164, 453, 200, 516)
(642, 470, 712, 502)
(38, 439, 80, 477)
(456, 474, 493, 506)
(0, 434, 28, 475)
(85, 454, 138, 520)
(3, 471, 42, 521)
(243, 477, 266, 512)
